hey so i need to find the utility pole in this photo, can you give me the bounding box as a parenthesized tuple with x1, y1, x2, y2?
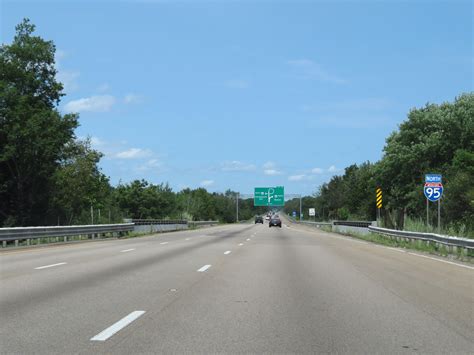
(91, 205, 94, 225)
(299, 195, 302, 220)
(236, 192, 239, 222)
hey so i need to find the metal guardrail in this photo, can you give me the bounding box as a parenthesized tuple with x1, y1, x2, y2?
(188, 221, 219, 226)
(333, 221, 373, 228)
(0, 223, 134, 247)
(0, 220, 220, 248)
(289, 216, 472, 253)
(298, 221, 332, 227)
(129, 219, 187, 225)
(369, 226, 474, 250)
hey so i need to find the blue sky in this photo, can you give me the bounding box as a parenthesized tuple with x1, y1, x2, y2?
(2, 0, 472, 195)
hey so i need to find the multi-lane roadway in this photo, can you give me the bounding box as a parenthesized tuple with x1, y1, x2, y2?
(1, 218, 473, 354)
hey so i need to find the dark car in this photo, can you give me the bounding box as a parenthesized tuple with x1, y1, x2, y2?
(255, 216, 264, 224)
(269, 217, 282, 228)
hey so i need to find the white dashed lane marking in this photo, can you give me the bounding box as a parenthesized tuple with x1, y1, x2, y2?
(34, 262, 67, 270)
(90, 311, 146, 341)
(197, 264, 212, 272)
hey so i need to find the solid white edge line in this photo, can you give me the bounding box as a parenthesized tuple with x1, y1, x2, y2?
(160, 242, 169, 245)
(301, 225, 474, 270)
(34, 262, 67, 270)
(120, 248, 135, 253)
(406, 252, 474, 270)
(197, 264, 212, 272)
(224, 251, 231, 255)
(90, 311, 146, 341)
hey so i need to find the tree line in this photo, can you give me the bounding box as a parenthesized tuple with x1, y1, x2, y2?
(2, 20, 472, 234)
(0, 19, 268, 227)
(285, 93, 473, 236)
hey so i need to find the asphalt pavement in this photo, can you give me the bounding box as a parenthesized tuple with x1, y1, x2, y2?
(1, 218, 473, 354)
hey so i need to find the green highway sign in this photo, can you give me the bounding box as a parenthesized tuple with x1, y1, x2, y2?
(254, 186, 285, 206)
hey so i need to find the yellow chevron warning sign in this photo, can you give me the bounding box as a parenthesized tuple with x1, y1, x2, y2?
(376, 187, 382, 208)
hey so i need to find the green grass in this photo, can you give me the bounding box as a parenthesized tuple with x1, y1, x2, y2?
(330, 229, 473, 262)
(403, 217, 473, 239)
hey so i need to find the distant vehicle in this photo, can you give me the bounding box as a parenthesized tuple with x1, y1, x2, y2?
(265, 215, 271, 221)
(255, 216, 263, 224)
(269, 216, 282, 228)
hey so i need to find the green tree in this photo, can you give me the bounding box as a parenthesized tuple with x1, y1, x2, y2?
(0, 19, 78, 226)
(49, 139, 112, 225)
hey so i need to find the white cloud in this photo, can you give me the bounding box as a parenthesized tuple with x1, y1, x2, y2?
(55, 49, 66, 63)
(54, 49, 80, 92)
(288, 58, 346, 84)
(300, 98, 392, 113)
(135, 158, 163, 173)
(288, 174, 306, 181)
(221, 160, 256, 172)
(264, 169, 282, 176)
(57, 70, 80, 92)
(114, 148, 152, 159)
(146, 159, 161, 167)
(263, 161, 276, 169)
(124, 93, 143, 104)
(200, 180, 214, 187)
(328, 165, 338, 173)
(90, 136, 105, 147)
(226, 79, 250, 89)
(97, 83, 110, 93)
(64, 95, 116, 113)
(262, 161, 282, 175)
(311, 167, 324, 174)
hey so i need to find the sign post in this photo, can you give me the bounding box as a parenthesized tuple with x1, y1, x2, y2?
(424, 174, 443, 233)
(376, 187, 382, 224)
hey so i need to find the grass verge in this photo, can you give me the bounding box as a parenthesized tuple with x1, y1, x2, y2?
(332, 230, 473, 263)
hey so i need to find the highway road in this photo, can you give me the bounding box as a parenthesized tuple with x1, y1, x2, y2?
(1, 218, 473, 354)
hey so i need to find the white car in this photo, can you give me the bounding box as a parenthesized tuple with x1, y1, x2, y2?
(265, 216, 270, 221)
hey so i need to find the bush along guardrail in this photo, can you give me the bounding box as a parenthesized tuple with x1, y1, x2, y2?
(368, 226, 474, 255)
(0, 223, 135, 248)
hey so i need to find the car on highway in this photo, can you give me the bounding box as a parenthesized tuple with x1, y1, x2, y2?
(265, 215, 271, 221)
(255, 216, 263, 224)
(269, 216, 282, 228)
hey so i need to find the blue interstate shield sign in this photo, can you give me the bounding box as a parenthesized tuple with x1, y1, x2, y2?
(424, 182, 443, 202)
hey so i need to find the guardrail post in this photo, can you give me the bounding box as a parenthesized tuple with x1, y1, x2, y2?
(15, 240, 19, 247)
(64, 236, 67, 242)
(2, 241, 6, 248)
(26, 239, 30, 246)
